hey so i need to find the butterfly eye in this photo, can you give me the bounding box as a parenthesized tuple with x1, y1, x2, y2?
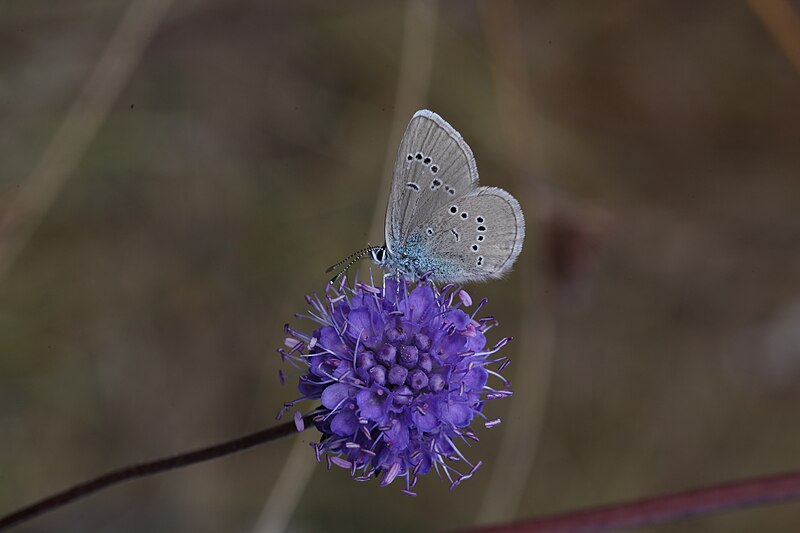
(431, 165, 438, 173)
(370, 247, 386, 264)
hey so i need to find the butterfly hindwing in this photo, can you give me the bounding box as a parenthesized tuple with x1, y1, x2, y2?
(415, 186, 525, 281)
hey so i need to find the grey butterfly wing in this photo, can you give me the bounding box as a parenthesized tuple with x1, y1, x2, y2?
(385, 110, 479, 253)
(418, 186, 525, 282)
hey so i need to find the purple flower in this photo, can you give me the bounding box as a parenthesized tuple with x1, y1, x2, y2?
(278, 275, 512, 494)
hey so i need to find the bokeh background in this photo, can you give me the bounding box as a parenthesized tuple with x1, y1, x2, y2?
(2, 1, 800, 532)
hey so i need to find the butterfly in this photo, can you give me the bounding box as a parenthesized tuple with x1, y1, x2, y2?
(328, 110, 525, 284)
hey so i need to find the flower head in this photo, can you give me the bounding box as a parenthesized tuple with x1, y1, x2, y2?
(278, 274, 512, 494)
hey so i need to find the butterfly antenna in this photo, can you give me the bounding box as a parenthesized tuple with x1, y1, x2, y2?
(328, 246, 373, 284)
(325, 246, 371, 274)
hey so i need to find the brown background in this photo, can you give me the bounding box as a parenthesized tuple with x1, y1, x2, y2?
(1, 1, 799, 532)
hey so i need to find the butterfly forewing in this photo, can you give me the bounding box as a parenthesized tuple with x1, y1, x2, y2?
(386, 110, 479, 251)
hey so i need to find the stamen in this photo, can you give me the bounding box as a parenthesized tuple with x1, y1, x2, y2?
(463, 431, 480, 442)
(493, 336, 512, 350)
(469, 460, 483, 476)
(381, 463, 402, 487)
(458, 289, 473, 307)
(284, 338, 301, 349)
(288, 341, 304, 355)
(330, 456, 353, 469)
(471, 297, 488, 319)
(356, 282, 381, 295)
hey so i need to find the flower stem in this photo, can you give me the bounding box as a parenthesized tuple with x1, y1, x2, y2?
(0, 416, 312, 531)
(461, 470, 800, 533)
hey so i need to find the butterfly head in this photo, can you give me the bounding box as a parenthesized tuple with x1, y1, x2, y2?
(326, 244, 389, 284)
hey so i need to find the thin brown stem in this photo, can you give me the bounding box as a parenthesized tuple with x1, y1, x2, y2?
(461, 470, 800, 533)
(0, 417, 311, 531)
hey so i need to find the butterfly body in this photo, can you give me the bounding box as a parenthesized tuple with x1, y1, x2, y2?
(334, 110, 525, 284)
(373, 231, 463, 281)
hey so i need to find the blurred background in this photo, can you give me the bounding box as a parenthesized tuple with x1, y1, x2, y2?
(2, 1, 800, 532)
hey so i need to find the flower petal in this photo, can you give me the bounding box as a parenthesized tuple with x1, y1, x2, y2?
(321, 383, 356, 409)
(444, 309, 471, 330)
(384, 418, 410, 450)
(465, 330, 487, 352)
(318, 327, 348, 357)
(435, 333, 467, 359)
(439, 400, 473, 427)
(462, 366, 488, 391)
(346, 308, 375, 340)
(403, 285, 435, 321)
(412, 404, 439, 432)
(356, 389, 388, 421)
(331, 410, 359, 436)
(298, 379, 325, 398)
(409, 449, 432, 475)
